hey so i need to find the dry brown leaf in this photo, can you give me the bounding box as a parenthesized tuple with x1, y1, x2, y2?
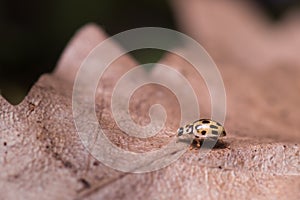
(0, 9, 300, 200)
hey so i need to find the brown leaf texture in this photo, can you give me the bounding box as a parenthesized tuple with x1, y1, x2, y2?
(1, 3, 300, 199)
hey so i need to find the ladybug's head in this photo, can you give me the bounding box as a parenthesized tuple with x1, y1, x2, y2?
(177, 124, 193, 137)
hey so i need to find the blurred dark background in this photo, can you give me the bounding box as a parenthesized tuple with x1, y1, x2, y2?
(0, 0, 299, 104)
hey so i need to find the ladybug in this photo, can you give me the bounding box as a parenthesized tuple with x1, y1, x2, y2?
(177, 119, 226, 148)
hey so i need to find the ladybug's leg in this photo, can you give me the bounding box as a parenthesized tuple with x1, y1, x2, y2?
(195, 139, 201, 148)
(189, 138, 201, 150)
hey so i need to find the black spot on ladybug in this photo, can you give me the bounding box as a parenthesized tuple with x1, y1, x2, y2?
(201, 120, 210, 124)
(187, 125, 193, 134)
(212, 130, 219, 135)
(201, 130, 206, 135)
(195, 135, 200, 138)
(210, 125, 218, 129)
(222, 130, 226, 136)
(216, 122, 222, 126)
